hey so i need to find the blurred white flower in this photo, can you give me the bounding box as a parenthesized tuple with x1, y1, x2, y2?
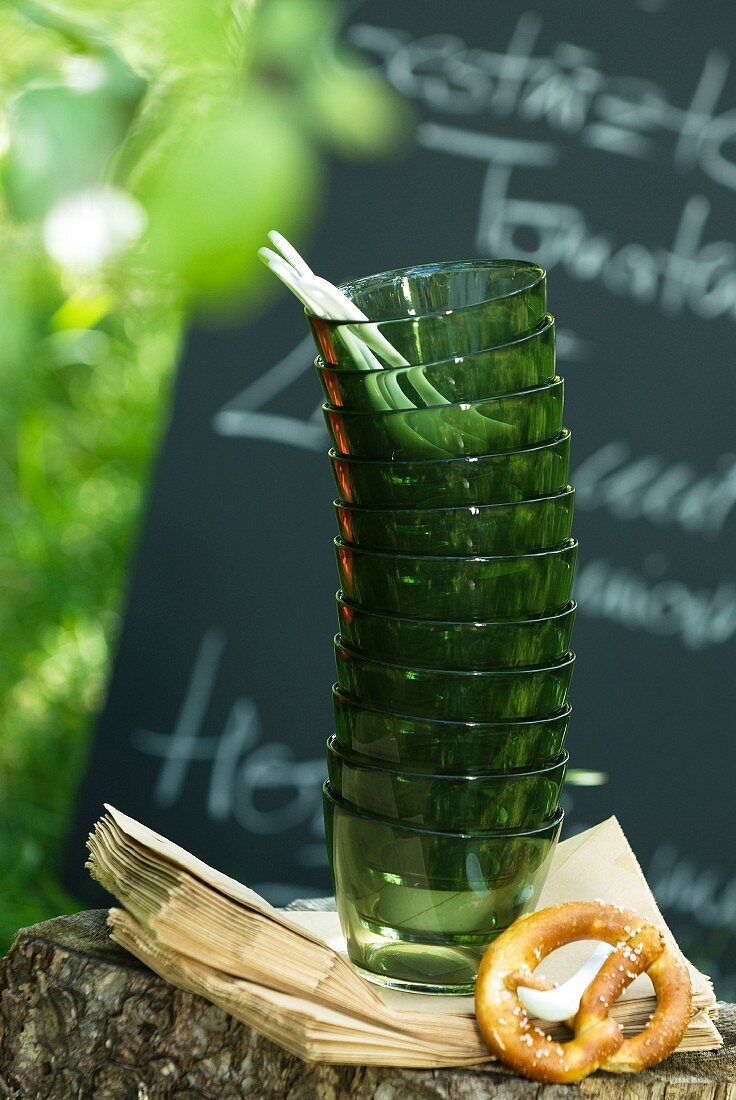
(62, 56, 108, 92)
(43, 185, 147, 273)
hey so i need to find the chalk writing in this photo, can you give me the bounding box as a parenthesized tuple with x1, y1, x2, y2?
(574, 443, 736, 538)
(417, 128, 736, 323)
(347, 17, 736, 193)
(575, 557, 736, 649)
(132, 630, 326, 836)
(212, 335, 325, 450)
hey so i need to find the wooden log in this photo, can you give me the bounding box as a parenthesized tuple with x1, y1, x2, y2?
(1, 908, 734, 1099)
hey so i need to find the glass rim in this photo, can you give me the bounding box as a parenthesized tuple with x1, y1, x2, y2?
(308, 259, 547, 329)
(334, 534, 577, 564)
(333, 685, 572, 730)
(322, 375, 562, 420)
(327, 734, 569, 782)
(323, 779, 564, 839)
(336, 591, 577, 628)
(334, 635, 575, 678)
(334, 485, 574, 519)
(328, 428, 571, 469)
(314, 312, 555, 375)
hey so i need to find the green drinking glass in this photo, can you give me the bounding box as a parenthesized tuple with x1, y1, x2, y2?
(333, 688, 571, 772)
(334, 637, 574, 722)
(309, 259, 547, 369)
(335, 537, 578, 620)
(336, 594, 576, 670)
(326, 736, 568, 832)
(324, 377, 563, 461)
(334, 487, 574, 556)
(316, 314, 555, 411)
(329, 430, 571, 509)
(324, 781, 563, 992)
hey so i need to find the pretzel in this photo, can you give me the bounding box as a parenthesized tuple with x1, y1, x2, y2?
(475, 900, 691, 1083)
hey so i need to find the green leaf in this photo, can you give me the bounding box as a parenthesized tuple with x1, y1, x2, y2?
(138, 97, 319, 300)
(307, 63, 413, 158)
(4, 67, 142, 220)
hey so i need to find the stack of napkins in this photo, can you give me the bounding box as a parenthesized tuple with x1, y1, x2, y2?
(87, 807, 721, 1067)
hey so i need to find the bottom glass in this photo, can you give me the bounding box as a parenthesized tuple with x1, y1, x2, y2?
(324, 781, 563, 993)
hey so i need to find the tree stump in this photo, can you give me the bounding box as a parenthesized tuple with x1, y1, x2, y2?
(1, 908, 734, 1099)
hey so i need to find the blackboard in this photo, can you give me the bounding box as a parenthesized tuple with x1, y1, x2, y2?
(65, 0, 736, 997)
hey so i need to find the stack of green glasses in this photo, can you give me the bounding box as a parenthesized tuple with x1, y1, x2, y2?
(307, 260, 577, 994)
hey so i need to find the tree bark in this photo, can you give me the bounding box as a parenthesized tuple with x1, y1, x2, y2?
(1, 908, 734, 1099)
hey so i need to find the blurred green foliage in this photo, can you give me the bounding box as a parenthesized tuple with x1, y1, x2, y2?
(0, 0, 408, 950)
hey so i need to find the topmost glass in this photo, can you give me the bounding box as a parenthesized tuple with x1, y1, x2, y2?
(308, 260, 547, 369)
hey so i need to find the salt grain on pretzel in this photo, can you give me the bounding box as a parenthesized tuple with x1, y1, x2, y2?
(474, 900, 692, 1084)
